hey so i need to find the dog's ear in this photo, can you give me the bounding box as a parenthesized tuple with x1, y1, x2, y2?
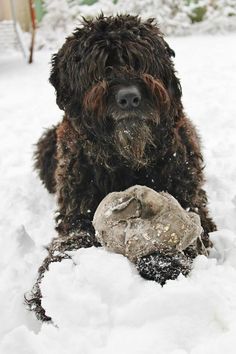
(49, 48, 73, 111)
(158, 42, 181, 106)
(156, 36, 181, 104)
(49, 53, 63, 109)
(167, 75, 182, 109)
(49, 37, 81, 111)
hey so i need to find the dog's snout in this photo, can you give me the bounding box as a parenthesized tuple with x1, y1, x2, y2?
(116, 86, 141, 110)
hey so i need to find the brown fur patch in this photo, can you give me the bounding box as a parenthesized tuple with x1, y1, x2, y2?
(83, 80, 108, 118)
(142, 73, 170, 109)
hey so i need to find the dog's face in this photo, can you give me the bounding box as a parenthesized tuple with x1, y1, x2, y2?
(50, 15, 182, 168)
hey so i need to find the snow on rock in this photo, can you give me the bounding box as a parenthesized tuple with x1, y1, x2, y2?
(0, 34, 236, 353)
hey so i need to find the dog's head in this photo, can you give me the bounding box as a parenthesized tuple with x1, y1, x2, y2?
(50, 14, 182, 168)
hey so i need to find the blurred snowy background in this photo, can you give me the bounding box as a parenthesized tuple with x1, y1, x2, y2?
(38, 0, 236, 49)
(34, 0, 236, 48)
(0, 1, 236, 354)
(1, 0, 236, 52)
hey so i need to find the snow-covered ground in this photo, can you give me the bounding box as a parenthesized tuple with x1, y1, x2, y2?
(0, 34, 236, 354)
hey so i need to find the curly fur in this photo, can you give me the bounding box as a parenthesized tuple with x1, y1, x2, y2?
(26, 14, 216, 322)
(34, 126, 58, 194)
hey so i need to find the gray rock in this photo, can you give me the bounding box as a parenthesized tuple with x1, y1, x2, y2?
(93, 185, 206, 262)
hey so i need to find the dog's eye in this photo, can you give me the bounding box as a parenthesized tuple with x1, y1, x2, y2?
(105, 66, 113, 75)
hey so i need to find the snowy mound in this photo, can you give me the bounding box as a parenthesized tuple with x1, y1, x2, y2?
(8, 240, 236, 354)
(2, 235, 236, 353)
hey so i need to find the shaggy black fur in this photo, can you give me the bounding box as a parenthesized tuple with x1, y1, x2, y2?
(137, 251, 192, 286)
(34, 126, 58, 194)
(26, 14, 216, 322)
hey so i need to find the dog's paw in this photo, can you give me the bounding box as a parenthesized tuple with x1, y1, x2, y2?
(136, 251, 192, 286)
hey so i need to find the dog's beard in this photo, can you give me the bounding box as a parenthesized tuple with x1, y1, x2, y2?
(113, 117, 156, 168)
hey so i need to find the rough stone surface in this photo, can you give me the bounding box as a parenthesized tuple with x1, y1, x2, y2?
(93, 185, 207, 262)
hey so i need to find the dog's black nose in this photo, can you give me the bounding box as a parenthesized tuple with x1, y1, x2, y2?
(116, 86, 141, 110)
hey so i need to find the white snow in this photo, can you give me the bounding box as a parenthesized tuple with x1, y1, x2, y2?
(0, 33, 236, 353)
(38, 0, 236, 49)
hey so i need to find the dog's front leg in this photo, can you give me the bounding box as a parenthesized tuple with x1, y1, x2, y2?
(25, 216, 100, 322)
(55, 118, 102, 245)
(26, 119, 101, 321)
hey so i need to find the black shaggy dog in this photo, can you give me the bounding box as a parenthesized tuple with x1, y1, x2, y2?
(28, 14, 216, 322)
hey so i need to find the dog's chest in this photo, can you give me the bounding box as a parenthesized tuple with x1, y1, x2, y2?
(92, 162, 172, 196)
